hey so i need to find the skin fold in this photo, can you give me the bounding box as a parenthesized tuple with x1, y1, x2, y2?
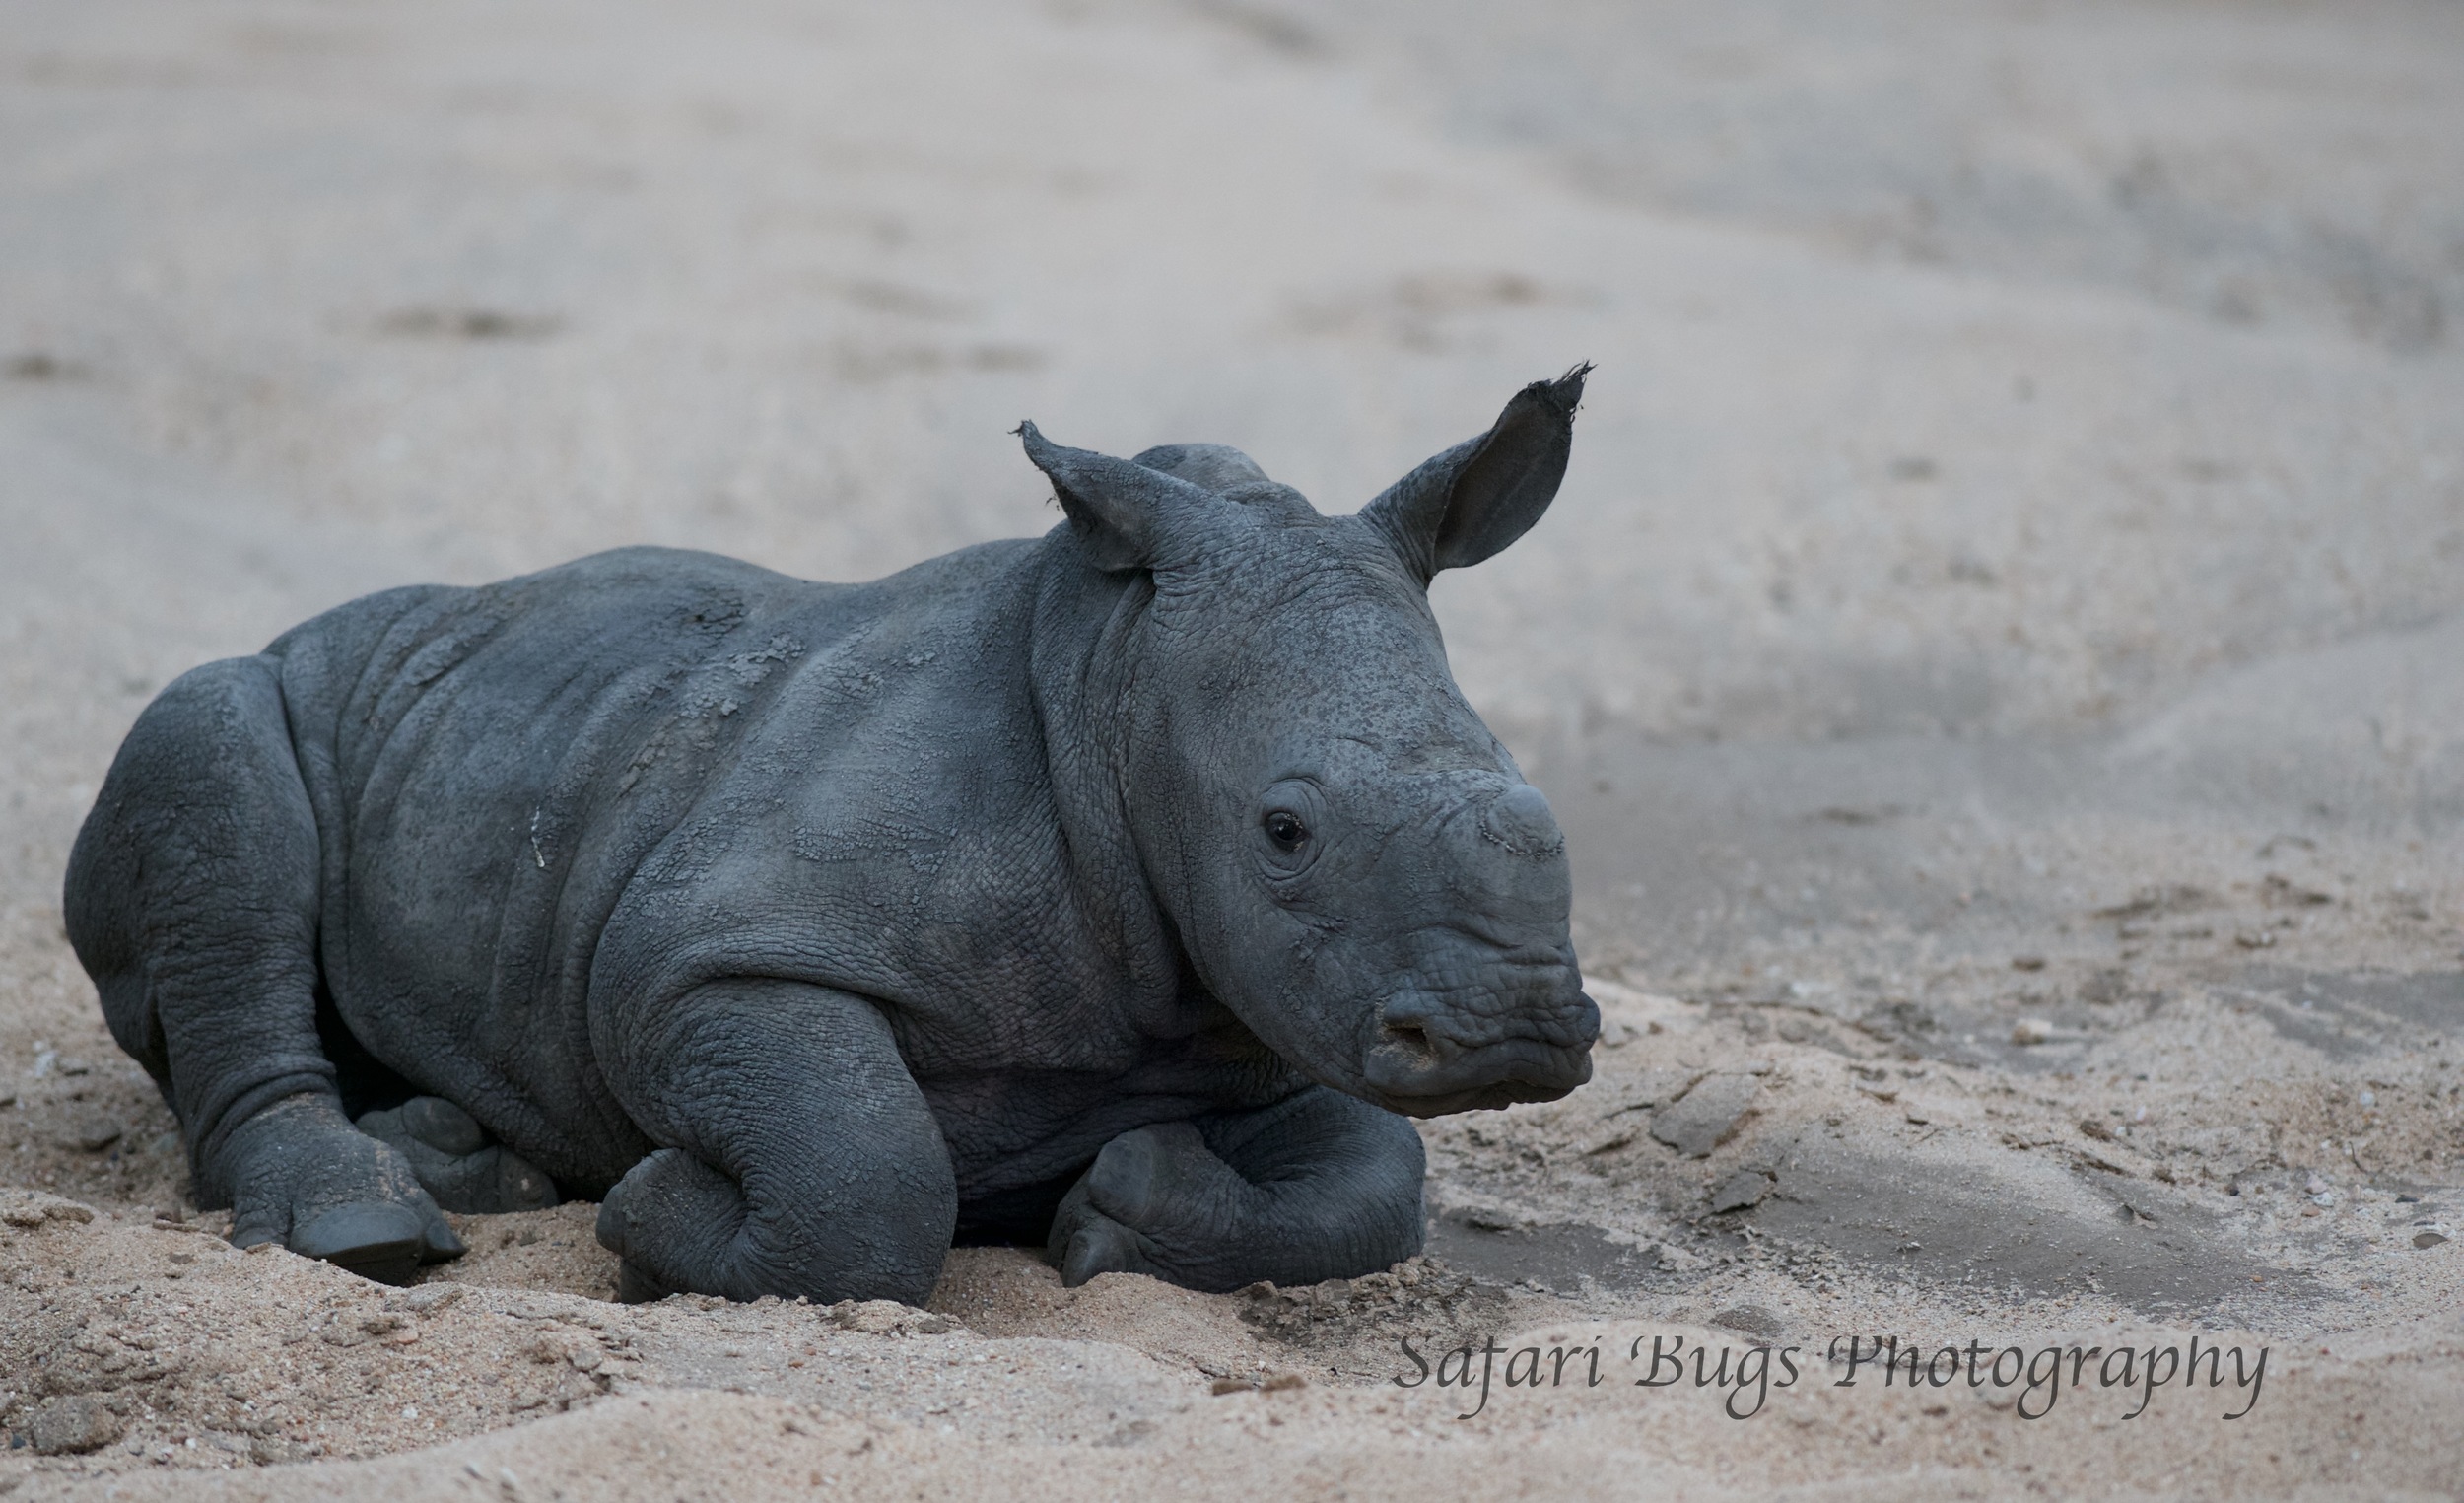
(62, 371, 1600, 1300)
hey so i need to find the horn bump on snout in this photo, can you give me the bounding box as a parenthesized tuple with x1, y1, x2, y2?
(1477, 784, 1564, 857)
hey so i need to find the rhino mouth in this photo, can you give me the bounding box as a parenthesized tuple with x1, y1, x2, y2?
(1358, 986, 1597, 1118)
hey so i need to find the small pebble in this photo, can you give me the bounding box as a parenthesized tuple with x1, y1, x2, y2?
(69, 1115, 124, 1152)
(30, 1395, 123, 1455)
(1707, 1170, 1773, 1213)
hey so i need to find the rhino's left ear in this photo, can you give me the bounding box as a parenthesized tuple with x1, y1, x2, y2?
(1362, 364, 1588, 583)
(1018, 421, 1214, 573)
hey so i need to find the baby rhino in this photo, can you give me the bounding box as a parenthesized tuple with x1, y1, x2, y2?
(65, 370, 1601, 1301)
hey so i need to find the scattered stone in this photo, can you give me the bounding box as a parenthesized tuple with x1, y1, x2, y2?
(2011, 955, 2046, 971)
(250, 1435, 313, 1466)
(2079, 1118, 2115, 1141)
(828, 1299, 954, 1335)
(68, 1114, 124, 1152)
(1649, 1241, 1706, 1273)
(2077, 969, 2130, 1005)
(30, 1395, 124, 1456)
(1708, 1170, 1773, 1213)
(2, 1192, 98, 1227)
(2258, 874, 2334, 907)
(5, 351, 86, 380)
(1206, 1373, 1305, 1396)
(1650, 1073, 1758, 1158)
(1620, 1067, 1705, 1114)
(2010, 1018, 2053, 1046)
(1711, 1304, 1785, 1339)
(389, 1282, 468, 1315)
(2416, 1232, 2449, 1250)
(56, 1057, 93, 1077)
(2093, 885, 2212, 921)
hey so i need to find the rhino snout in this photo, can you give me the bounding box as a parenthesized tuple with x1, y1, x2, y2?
(1360, 966, 1597, 1118)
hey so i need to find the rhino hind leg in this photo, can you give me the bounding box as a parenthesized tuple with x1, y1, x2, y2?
(357, 1097, 561, 1215)
(63, 654, 461, 1284)
(1049, 1087, 1426, 1292)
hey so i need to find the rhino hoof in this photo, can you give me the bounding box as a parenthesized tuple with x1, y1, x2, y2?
(1059, 1218, 1149, 1286)
(291, 1201, 427, 1285)
(617, 1260, 678, 1304)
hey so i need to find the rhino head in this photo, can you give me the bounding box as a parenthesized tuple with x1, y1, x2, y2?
(1022, 368, 1600, 1117)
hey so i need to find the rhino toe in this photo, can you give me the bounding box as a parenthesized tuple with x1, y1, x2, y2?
(398, 1096, 486, 1156)
(1058, 1215, 1152, 1286)
(291, 1201, 426, 1284)
(358, 1098, 561, 1214)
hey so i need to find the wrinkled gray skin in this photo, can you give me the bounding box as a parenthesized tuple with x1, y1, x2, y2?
(63, 370, 1600, 1301)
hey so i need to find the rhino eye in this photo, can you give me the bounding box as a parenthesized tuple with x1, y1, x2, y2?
(1263, 810, 1309, 852)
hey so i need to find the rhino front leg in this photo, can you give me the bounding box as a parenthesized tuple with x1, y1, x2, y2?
(594, 979, 956, 1305)
(1050, 1087, 1425, 1291)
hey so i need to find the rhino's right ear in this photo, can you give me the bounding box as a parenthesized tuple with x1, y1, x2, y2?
(1362, 364, 1587, 583)
(1018, 421, 1214, 572)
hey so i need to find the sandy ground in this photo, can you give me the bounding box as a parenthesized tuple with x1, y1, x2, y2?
(3, 1, 2461, 1497)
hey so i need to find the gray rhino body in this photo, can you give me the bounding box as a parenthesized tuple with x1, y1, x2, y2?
(63, 373, 1599, 1302)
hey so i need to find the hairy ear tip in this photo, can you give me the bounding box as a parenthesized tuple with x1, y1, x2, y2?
(1534, 363, 1591, 415)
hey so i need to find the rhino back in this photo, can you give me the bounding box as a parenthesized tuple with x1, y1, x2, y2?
(266, 544, 1050, 1183)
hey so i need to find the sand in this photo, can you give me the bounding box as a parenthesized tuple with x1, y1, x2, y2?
(3, 1, 2459, 1497)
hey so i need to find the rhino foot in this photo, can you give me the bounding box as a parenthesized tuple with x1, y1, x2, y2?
(1048, 1091, 1426, 1292)
(1050, 1122, 1244, 1288)
(356, 1097, 561, 1215)
(218, 1094, 463, 1284)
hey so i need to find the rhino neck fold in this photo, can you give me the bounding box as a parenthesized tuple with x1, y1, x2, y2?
(1024, 530, 1192, 1036)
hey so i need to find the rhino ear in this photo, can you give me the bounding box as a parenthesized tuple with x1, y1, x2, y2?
(1018, 421, 1214, 572)
(1363, 364, 1587, 582)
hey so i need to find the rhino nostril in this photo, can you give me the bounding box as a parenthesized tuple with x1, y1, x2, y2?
(1383, 1022, 1432, 1053)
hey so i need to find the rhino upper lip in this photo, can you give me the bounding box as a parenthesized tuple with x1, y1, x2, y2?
(1358, 1012, 1594, 1114)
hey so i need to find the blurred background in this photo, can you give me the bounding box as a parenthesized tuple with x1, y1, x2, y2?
(4, 0, 2460, 991)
